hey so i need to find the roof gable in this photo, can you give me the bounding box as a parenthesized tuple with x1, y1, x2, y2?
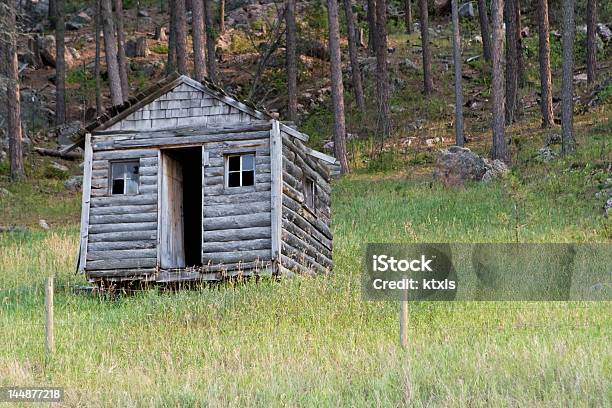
(67, 74, 269, 146)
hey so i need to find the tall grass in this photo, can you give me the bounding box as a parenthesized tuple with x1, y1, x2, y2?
(1, 169, 610, 406)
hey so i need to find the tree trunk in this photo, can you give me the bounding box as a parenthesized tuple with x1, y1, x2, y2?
(204, 0, 217, 83)
(404, 0, 412, 34)
(561, 0, 575, 154)
(4, 0, 25, 180)
(451, 0, 464, 146)
(95, 0, 102, 114)
(167, 0, 176, 73)
(219, 0, 225, 34)
(491, 0, 508, 162)
(538, 0, 554, 128)
(55, 0, 66, 125)
(343, 0, 366, 115)
(586, 0, 597, 85)
(504, 0, 518, 125)
(326, 0, 349, 173)
(48, 0, 56, 26)
(515, 0, 525, 87)
(420, 0, 433, 95)
(175, 0, 188, 75)
(477, 0, 491, 61)
(192, 0, 207, 81)
(375, 0, 390, 138)
(101, 0, 124, 105)
(113, 0, 129, 101)
(366, 0, 377, 53)
(286, 0, 298, 122)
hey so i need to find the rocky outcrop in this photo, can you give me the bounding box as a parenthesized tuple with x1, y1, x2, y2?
(433, 146, 508, 186)
(39, 35, 80, 68)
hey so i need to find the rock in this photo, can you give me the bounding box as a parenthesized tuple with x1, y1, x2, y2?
(425, 137, 444, 147)
(520, 26, 530, 37)
(433, 146, 487, 186)
(574, 73, 588, 82)
(38, 35, 77, 68)
(137, 9, 149, 17)
(482, 159, 509, 182)
(536, 147, 557, 162)
(0, 188, 11, 197)
(51, 162, 69, 172)
(605, 198, 612, 218)
(473, 35, 483, 44)
(458, 2, 475, 19)
(596, 23, 611, 42)
(74, 11, 92, 24)
(39, 219, 50, 230)
(400, 58, 419, 71)
(125, 37, 150, 58)
(544, 133, 561, 146)
(64, 175, 83, 192)
(434, 0, 451, 15)
(66, 21, 84, 30)
(323, 140, 334, 151)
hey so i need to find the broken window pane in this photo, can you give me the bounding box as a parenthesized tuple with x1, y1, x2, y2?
(111, 161, 139, 195)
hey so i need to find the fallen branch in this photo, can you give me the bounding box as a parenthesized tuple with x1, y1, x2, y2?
(34, 147, 82, 160)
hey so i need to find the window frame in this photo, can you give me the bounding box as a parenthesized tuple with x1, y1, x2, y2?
(224, 153, 256, 189)
(303, 177, 316, 210)
(109, 159, 140, 196)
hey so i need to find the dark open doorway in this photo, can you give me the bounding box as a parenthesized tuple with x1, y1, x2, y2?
(160, 147, 202, 268)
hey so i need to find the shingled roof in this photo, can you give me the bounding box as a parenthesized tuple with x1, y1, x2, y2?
(66, 73, 271, 149)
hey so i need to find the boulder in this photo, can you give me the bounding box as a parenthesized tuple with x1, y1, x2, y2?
(596, 23, 611, 42)
(433, 146, 487, 186)
(482, 159, 509, 182)
(39, 219, 50, 230)
(605, 198, 612, 218)
(544, 133, 561, 146)
(38, 35, 77, 68)
(125, 37, 150, 58)
(66, 21, 84, 31)
(458, 2, 475, 19)
(72, 11, 92, 24)
(64, 175, 83, 192)
(536, 147, 557, 162)
(137, 9, 150, 17)
(0, 187, 11, 197)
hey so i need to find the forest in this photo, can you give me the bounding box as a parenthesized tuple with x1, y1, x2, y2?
(0, 0, 611, 405)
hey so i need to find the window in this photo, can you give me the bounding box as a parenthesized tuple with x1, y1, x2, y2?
(110, 161, 139, 195)
(226, 154, 255, 188)
(304, 178, 316, 209)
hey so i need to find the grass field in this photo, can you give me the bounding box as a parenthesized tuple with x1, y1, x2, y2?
(1, 130, 611, 406)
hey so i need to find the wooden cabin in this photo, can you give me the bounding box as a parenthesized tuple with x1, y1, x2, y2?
(70, 74, 335, 283)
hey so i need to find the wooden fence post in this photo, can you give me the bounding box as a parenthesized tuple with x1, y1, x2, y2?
(45, 276, 54, 355)
(400, 289, 408, 348)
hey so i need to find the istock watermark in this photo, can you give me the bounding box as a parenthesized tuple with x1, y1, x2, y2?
(363, 243, 611, 301)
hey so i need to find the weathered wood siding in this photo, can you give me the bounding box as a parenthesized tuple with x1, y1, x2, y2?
(202, 129, 273, 267)
(104, 83, 256, 132)
(86, 149, 159, 272)
(280, 131, 332, 275)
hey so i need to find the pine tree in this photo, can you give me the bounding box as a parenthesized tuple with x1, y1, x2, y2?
(420, 0, 433, 95)
(451, 0, 464, 146)
(286, 0, 298, 122)
(561, 0, 576, 154)
(326, 0, 349, 173)
(491, 0, 508, 162)
(538, 0, 554, 127)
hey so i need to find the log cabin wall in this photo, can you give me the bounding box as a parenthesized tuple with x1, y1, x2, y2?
(280, 130, 333, 275)
(201, 127, 273, 269)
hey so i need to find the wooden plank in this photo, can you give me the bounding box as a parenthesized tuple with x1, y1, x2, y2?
(88, 222, 158, 234)
(203, 249, 271, 264)
(204, 212, 270, 231)
(94, 121, 271, 137)
(78, 134, 93, 272)
(98, 131, 272, 150)
(304, 146, 337, 164)
(202, 239, 271, 253)
(90, 204, 157, 215)
(203, 191, 270, 206)
(88, 240, 157, 251)
(87, 248, 157, 261)
(92, 149, 158, 160)
(205, 182, 271, 196)
(89, 212, 157, 224)
(91, 194, 158, 208)
(203, 201, 270, 217)
(270, 120, 282, 269)
(86, 258, 157, 270)
(282, 195, 333, 240)
(88, 230, 157, 242)
(203, 226, 271, 242)
(279, 123, 309, 142)
(86, 268, 157, 278)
